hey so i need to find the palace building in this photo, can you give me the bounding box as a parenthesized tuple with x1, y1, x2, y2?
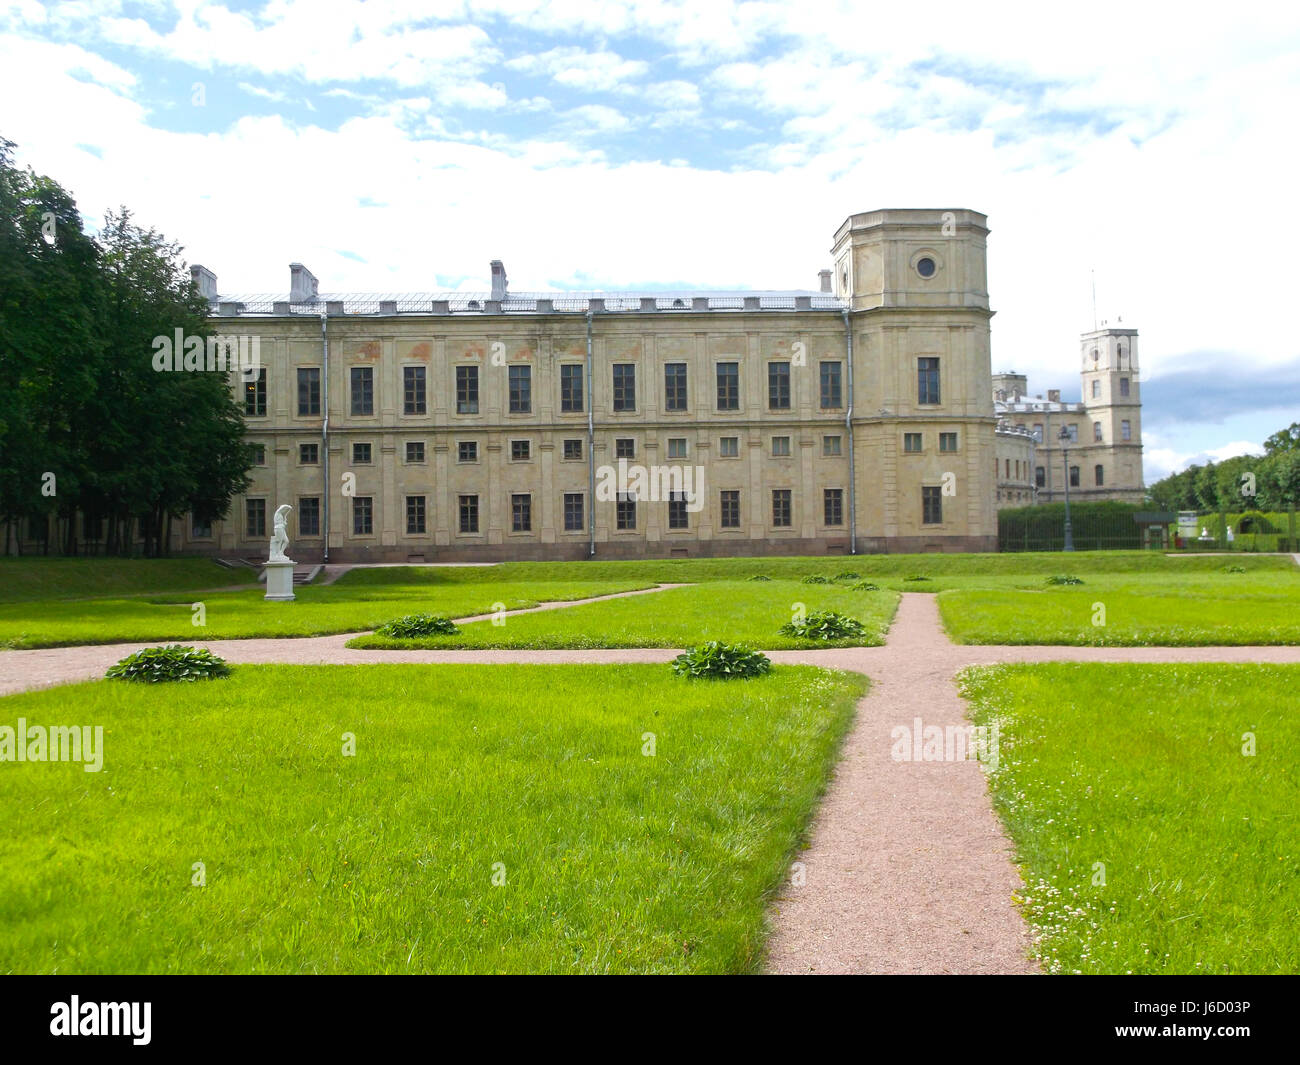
(178, 208, 1005, 562)
(992, 325, 1145, 506)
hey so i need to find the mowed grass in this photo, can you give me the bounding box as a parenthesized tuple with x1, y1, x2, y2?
(960, 664, 1300, 974)
(0, 664, 866, 974)
(349, 580, 898, 649)
(0, 577, 653, 649)
(0, 557, 251, 603)
(940, 569, 1300, 645)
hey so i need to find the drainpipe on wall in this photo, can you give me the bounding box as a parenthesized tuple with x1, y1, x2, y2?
(586, 309, 596, 559)
(320, 310, 330, 563)
(842, 308, 856, 555)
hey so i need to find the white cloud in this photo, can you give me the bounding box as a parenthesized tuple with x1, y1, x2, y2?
(506, 46, 648, 92)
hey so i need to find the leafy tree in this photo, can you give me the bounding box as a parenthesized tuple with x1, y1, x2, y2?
(1263, 422, 1300, 454)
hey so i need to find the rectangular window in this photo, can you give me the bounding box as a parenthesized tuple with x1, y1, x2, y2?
(563, 438, 583, 460)
(405, 440, 425, 463)
(246, 498, 266, 537)
(252, 444, 266, 465)
(716, 362, 739, 410)
(1121, 419, 1132, 441)
(1095, 464, 1105, 487)
(903, 432, 922, 453)
(458, 441, 478, 463)
(939, 432, 958, 453)
(720, 490, 741, 529)
(667, 437, 687, 459)
(350, 366, 374, 415)
(245, 368, 267, 416)
(563, 492, 584, 532)
(509, 364, 531, 413)
(1093, 422, 1103, 442)
(768, 361, 791, 410)
(612, 364, 636, 412)
(299, 442, 318, 464)
(298, 496, 320, 536)
(1120, 377, 1130, 397)
(1035, 466, 1046, 488)
(772, 489, 792, 528)
(352, 496, 373, 536)
(615, 438, 635, 459)
(456, 365, 479, 414)
(352, 442, 371, 464)
(1091, 379, 1100, 398)
(1069, 465, 1080, 487)
(191, 516, 211, 539)
(922, 486, 942, 525)
(511, 493, 532, 532)
(406, 495, 426, 535)
(404, 365, 426, 415)
(824, 488, 843, 526)
(820, 361, 842, 409)
(459, 494, 479, 533)
(1032, 423, 1043, 443)
(772, 436, 791, 457)
(668, 492, 689, 530)
(664, 362, 688, 411)
(511, 439, 531, 461)
(719, 436, 739, 458)
(616, 493, 637, 530)
(1066, 424, 1079, 442)
(823, 435, 842, 456)
(918, 357, 940, 404)
(297, 367, 320, 416)
(560, 364, 584, 413)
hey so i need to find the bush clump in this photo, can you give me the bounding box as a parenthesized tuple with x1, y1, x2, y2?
(780, 610, 867, 640)
(375, 613, 459, 638)
(1223, 564, 1246, 574)
(852, 581, 880, 591)
(802, 574, 832, 584)
(672, 641, 771, 679)
(106, 644, 230, 683)
(902, 575, 931, 582)
(833, 571, 861, 582)
(1045, 575, 1084, 585)
(747, 574, 772, 582)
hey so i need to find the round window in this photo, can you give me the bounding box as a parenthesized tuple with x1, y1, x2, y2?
(916, 257, 936, 278)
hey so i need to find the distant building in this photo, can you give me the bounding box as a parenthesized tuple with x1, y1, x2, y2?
(992, 326, 1144, 506)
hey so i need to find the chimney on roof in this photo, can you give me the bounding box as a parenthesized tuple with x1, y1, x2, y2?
(490, 260, 507, 302)
(190, 264, 218, 301)
(818, 269, 832, 293)
(1047, 389, 1061, 403)
(290, 263, 319, 303)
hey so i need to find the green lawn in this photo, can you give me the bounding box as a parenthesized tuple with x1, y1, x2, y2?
(348, 580, 898, 649)
(940, 570, 1300, 645)
(0, 577, 653, 648)
(0, 663, 865, 974)
(0, 557, 251, 603)
(960, 663, 1300, 974)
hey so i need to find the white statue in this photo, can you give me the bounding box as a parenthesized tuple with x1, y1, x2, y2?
(269, 504, 294, 563)
(1226, 525, 1234, 543)
(1200, 526, 1209, 538)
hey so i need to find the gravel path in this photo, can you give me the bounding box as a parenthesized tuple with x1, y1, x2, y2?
(3, 586, 1298, 975)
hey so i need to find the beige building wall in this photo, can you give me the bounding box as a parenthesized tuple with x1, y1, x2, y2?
(179, 208, 1001, 562)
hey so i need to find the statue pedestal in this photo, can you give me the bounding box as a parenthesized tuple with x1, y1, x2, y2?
(264, 559, 297, 601)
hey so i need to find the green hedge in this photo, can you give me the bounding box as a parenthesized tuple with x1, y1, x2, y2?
(999, 501, 1146, 552)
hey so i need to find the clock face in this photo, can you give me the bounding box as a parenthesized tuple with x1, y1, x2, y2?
(916, 256, 936, 278)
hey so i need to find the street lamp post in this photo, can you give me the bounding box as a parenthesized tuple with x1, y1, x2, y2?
(1059, 426, 1075, 552)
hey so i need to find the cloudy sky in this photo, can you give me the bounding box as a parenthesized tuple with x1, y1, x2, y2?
(2, 0, 1298, 482)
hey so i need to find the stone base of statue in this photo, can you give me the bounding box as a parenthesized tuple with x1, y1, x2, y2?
(263, 559, 297, 601)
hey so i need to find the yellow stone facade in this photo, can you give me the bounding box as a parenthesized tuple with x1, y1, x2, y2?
(181, 208, 1002, 561)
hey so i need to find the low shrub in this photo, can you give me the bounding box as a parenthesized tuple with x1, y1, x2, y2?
(106, 644, 230, 683)
(852, 581, 880, 591)
(780, 610, 867, 640)
(1046, 575, 1084, 585)
(375, 613, 459, 638)
(833, 571, 862, 582)
(1223, 564, 1246, 574)
(671, 642, 772, 679)
(802, 575, 832, 584)
(747, 574, 772, 582)
(903, 575, 931, 583)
